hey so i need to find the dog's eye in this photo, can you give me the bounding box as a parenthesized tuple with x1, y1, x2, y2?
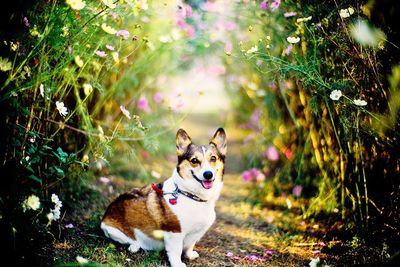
(210, 156, 217, 162)
(190, 158, 200, 164)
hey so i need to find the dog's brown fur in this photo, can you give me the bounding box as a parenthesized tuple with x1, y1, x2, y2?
(102, 184, 181, 240)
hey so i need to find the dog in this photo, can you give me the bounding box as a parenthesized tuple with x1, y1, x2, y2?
(101, 128, 227, 267)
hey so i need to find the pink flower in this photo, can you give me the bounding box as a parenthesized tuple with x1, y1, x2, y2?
(269, 82, 277, 91)
(95, 50, 107, 57)
(224, 41, 233, 55)
(99, 176, 110, 184)
(285, 44, 293, 56)
(224, 21, 237, 31)
(184, 25, 196, 38)
(270, 0, 281, 10)
(284, 11, 297, 17)
(249, 109, 261, 129)
(109, 11, 119, 21)
(185, 4, 193, 17)
(265, 249, 275, 255)
(23, 16, 30, 27)
(226, 251, 234, 257)
(116, 30, 130, 40)
(256, 172, 266, 182)
(244, 255, 258, 261)
(250, 168, 260, 178)
(260, 0, 268, 10)
(241, 170, 252, 182)
(153, 92, 163, 103)
(65, 223, 74, 228)
(120, 105, 131, 119)
(266, 146, 279, 161)
(292, 185, 303, 197)
(207, 65, 226, 75)
(256, 59, 263, 66)
(106, 44, 115, 51)
(176, 17, 186, 29)
(202, 1, 217, 12)
(137, 96, 151, 112)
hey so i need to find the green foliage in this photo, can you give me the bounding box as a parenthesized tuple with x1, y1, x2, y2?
(225, 0, 399, 243)
(0, 0, 194, 264)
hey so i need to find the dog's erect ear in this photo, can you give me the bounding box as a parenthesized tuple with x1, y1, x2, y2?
(176, 128, 192, 156)
(210, 128, 227, 156)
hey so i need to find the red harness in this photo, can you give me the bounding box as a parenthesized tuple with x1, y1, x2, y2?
(151, 183, 164, 197)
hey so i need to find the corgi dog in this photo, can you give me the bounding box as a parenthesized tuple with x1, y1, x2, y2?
(101, 128, 227, 267)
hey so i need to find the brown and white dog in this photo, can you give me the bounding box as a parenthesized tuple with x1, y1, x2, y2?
(101, 128, 227, 267)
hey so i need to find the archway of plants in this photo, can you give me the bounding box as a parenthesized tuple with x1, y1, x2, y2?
(1, 0, 399, 266)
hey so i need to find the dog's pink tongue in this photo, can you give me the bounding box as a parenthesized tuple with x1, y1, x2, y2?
(202, 180, 213, 189)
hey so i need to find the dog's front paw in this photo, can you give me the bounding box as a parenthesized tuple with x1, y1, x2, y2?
(128, 243, 140, 253)
(185, 250, 199, 260)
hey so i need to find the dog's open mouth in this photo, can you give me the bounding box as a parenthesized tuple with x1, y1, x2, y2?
(201, 179, 214, 190)
(191, 171, 214, 190)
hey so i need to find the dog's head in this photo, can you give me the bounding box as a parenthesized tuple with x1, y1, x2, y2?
(175, 128, 227, 191)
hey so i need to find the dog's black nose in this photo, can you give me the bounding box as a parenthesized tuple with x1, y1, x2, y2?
(203, 171, 213, 180)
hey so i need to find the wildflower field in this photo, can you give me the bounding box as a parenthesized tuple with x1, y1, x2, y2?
(1, 0, 399, 266)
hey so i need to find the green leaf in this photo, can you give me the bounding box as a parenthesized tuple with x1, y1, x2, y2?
(53, 166, 65, 177)
(28, 174, 42, 183)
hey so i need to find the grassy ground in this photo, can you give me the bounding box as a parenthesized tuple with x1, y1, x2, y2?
(47, 117, 387, 267)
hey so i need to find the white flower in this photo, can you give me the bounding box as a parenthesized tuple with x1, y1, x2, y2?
(350, 19, 386, 47)
(56, 101, 68, 117)
(83, 83, 93, 96)
(47, 212, 54, 222)
(101, 0, 116, 9)
(246, 45, 258, 54)
(61, 26, 69, 37)
(101, 23, 117, 35)
(66, 0, 86, 10)
(286, 198, 292, 209)
(329, 90, 342, 101)
(119, 105, 131, 120)
(339, 7, 354, 18)
(287, 36, 300, 44)
(23, 195, 41, 211)
(309, 257, 320, 267)
(39, 84, 44, 97)
(151, 170, 161, 179)
(51, 193, 59, 204)
(51, 193, 62, 208)
(159, 35, 172, 43)
(51, 208, 61, 220)
(76, 256, 89, 264)
(353, 99, 367, 106)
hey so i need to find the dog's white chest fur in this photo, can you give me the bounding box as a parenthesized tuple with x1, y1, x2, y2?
(163, 177, 218, 233)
